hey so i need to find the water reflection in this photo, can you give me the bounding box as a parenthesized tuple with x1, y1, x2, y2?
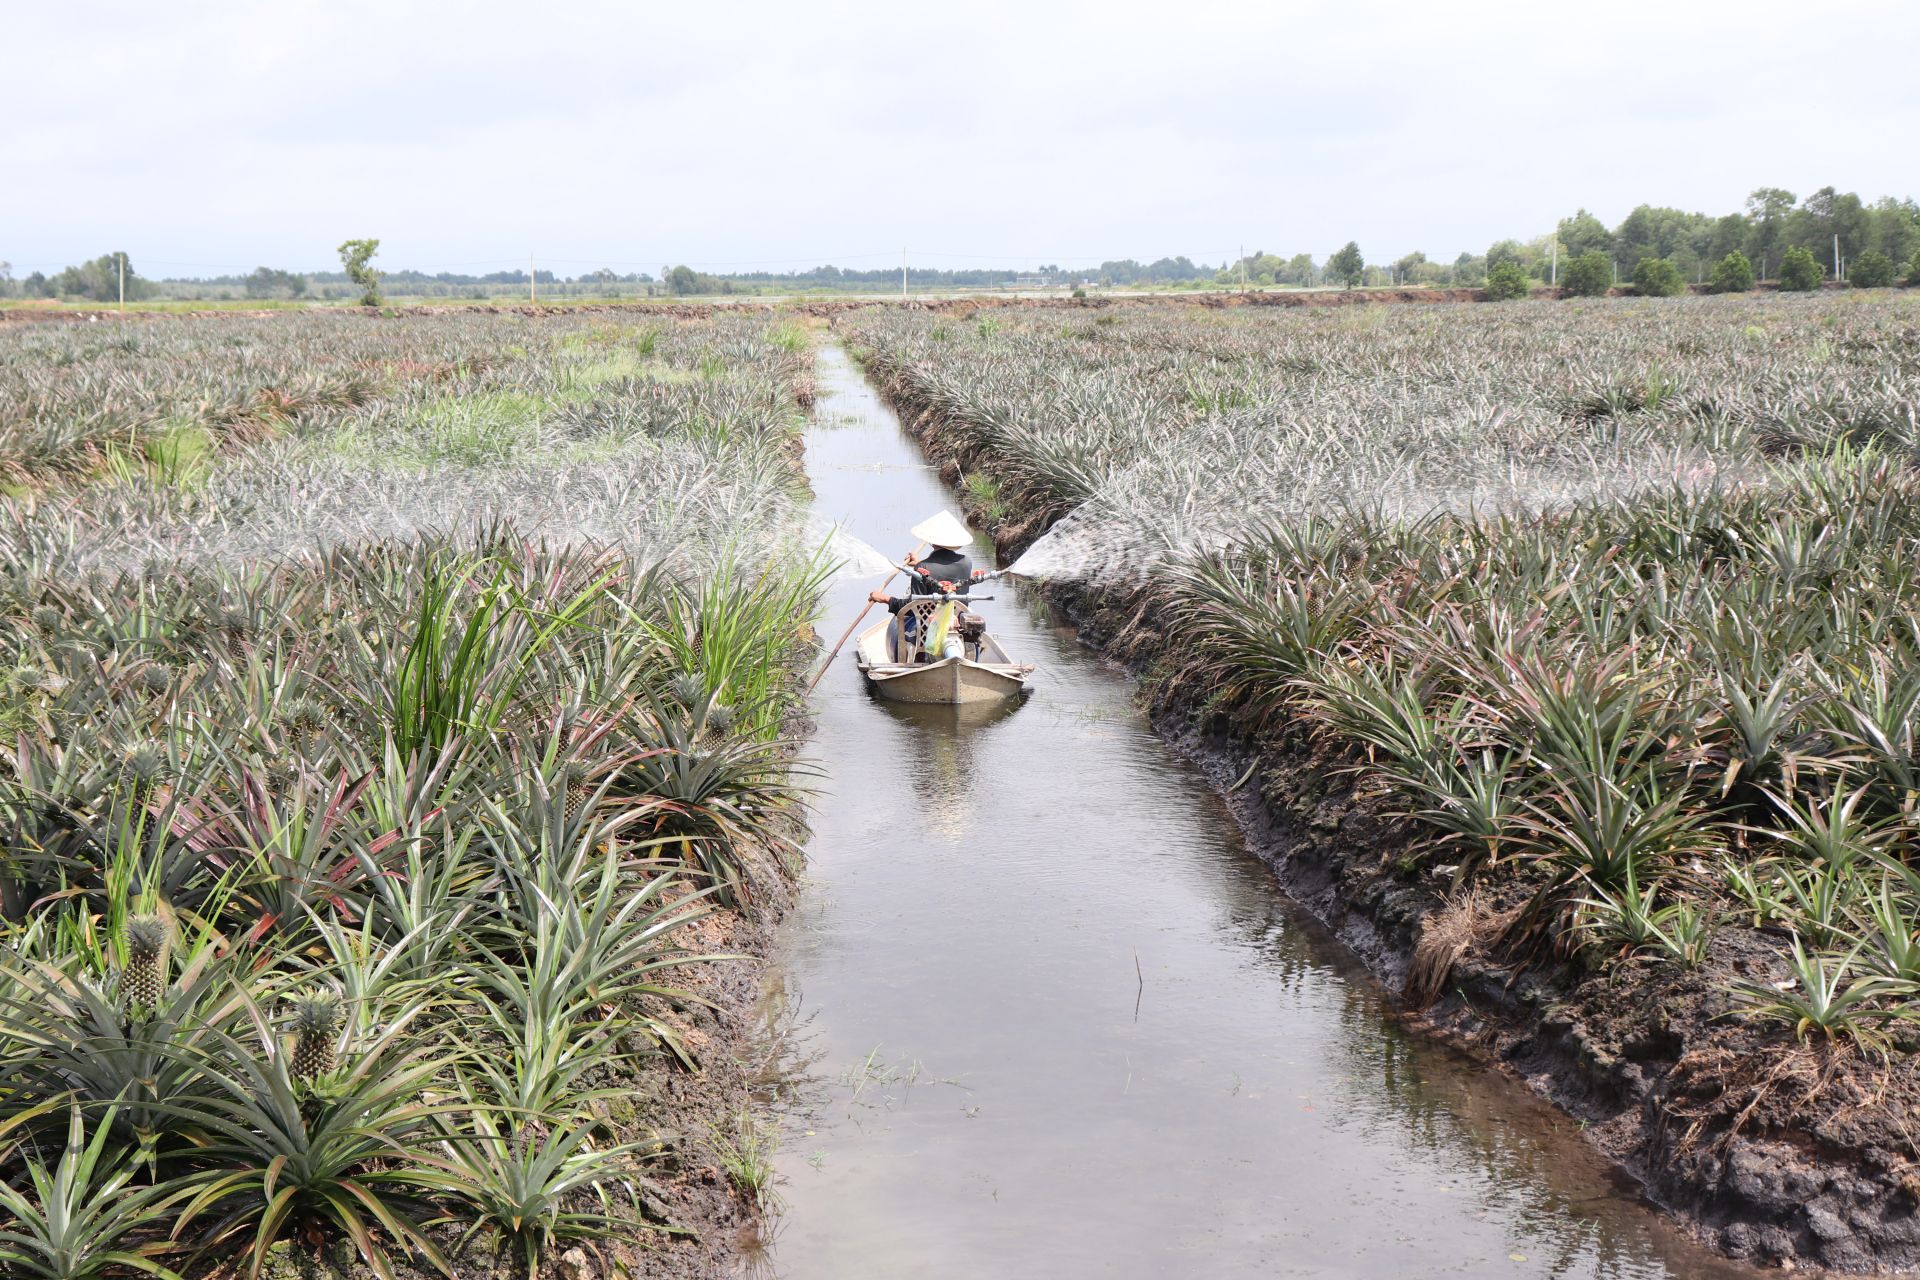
(872, 694, 1025, 839)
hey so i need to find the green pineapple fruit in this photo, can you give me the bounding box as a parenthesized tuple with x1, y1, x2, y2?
(123, 916, 169, 1010)
(122, 742, 168, 797)
(290, 993, 343, 1082)
(669, 672, 707, 707)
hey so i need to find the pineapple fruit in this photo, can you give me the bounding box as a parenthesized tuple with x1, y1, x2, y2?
(123, 915, 169, 1010)
(290, 992, 343, 1082)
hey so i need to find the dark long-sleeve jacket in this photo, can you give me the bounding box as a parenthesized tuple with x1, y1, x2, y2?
(884, 548, 975, 613)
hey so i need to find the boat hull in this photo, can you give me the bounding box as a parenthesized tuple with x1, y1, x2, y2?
(862, 655, 1028, 704)
(854, 617, 1030, 704)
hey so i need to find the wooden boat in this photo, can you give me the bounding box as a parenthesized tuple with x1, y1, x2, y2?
(854, 596, 1032, 705)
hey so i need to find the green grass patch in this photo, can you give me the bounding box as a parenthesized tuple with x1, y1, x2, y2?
(963, 471, 1009, 523)
(765, 322, 808, 353)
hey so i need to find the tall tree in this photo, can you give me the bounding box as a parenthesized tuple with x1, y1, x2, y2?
(1707, 212, 1749, 262)
(337, 238, 382, 307)
(1327, 242, 1364, 288)
(1788, 187, 1868, 269)
(1743, 187, 1796, 276)
(48, 252, 143, 302)
(1556, 209, 1612, 257)
(1485, 239, 1529, 271)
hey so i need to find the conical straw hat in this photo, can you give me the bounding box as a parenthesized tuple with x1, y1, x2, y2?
(910, 510, 973, 549)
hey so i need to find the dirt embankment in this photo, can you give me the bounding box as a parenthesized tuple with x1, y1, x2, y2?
(861, 347, 1920, 1275)
(2, 287, 1501, 327)
(8, 277, 1886, 328)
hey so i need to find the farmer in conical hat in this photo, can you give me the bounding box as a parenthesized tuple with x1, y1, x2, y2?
(869, 510, 990, 658)
(868, 510, 981, 605)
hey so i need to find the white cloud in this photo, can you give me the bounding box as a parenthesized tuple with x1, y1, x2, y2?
(4, 0, 1916, 275)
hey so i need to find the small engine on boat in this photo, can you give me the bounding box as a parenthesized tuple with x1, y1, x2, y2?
(958, 612, 987, 644)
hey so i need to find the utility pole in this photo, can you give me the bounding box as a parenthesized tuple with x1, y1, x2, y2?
(901, 248, 908, 300)
(117, 252, 125, 312)
(1833, 234, 1842, 282)
(1239, 244, 1246, 292)
(1550, 239, 1558, 287)
(530, 253, 537, 305)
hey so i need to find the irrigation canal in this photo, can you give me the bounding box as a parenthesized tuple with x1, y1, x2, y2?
(755, 342, 1759, 1278)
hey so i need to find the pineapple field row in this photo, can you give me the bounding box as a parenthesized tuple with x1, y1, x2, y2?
(0, 312, 825, 1278)
(844, 293, 1920, 1271)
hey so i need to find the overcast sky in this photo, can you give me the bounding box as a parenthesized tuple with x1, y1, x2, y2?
(6, 0, 1917, 277)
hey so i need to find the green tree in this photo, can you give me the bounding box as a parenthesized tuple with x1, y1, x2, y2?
(337, 238, 382, 306)
(1706, 212, 1750, 262)
(1707, 251, 1755, 294)
(1848, 250, 1895, 288)
(48, 252, 145, 302)
(1612, 205, 1711, 270)
(1631, 257, 1686, 297)
(244, 266, 308, 299)
(1789, 187, 1869, 268)
(1327, 241, 1364, 288)
(1908, 247, 1920, 286)
(1486, 239, 1527, 271)
(1743, 187, 1796, 277)
(1557, 209, 1613, 257)
(1483, 260, 1532, 300)
(1864, 197, 1920, 269)
(1560, 251, 1611, 297)
(1778, 245, 1823, 291)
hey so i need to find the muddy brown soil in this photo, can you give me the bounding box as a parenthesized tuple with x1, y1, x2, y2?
(862, 339, 1920, 1275)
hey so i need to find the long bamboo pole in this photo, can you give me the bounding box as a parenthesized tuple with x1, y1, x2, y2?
(805, 543, 927, 694)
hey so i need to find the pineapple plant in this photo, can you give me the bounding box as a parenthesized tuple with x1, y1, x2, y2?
(669, 672, 708, 707)
(701, 700, 737, 743)
(213, 602, 255, 659)
(280, 694, 327, 742)
(123, 915, 169, 1011)
(290, 991, 343, 1082)
(560, 762, 592, 820)
(121, 741, 168, 800)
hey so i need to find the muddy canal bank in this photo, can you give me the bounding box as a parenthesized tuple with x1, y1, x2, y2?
(856, 339, 1920, 1274)
(759, 342, 1763, 1279)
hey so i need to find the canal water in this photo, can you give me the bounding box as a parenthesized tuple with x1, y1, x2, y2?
(755, 342, 1757, 1278)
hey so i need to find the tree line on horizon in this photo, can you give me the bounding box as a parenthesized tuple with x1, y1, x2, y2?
(4, 184, 1915, 303)
(1235, 186, 1920, 295)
